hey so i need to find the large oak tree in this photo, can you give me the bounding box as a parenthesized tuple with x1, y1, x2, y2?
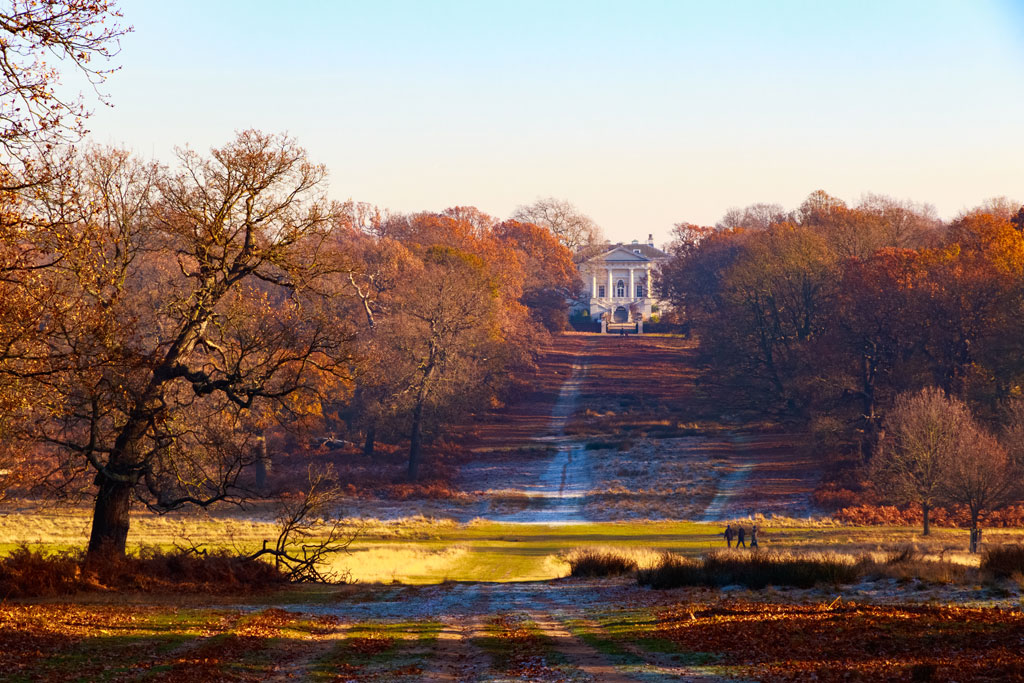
(11, 132, 354, 558)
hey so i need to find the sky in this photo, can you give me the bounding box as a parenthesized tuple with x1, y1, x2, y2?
(80, 0, 1024, 245)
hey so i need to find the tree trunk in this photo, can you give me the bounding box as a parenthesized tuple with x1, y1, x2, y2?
(87, 473, 133, 557)
(969, 510, 981, 554)
(921, 502, 930, 536)
(408, 400, 424, 481)
(363, 427, 376, 457)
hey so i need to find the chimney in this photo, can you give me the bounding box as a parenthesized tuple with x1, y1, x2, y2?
(647, 233, 654, 247)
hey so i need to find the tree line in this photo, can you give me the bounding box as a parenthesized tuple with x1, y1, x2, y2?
(0, 2, 606, 561)
(660, 190, 1024, 537)
(0, 133, 587, 557)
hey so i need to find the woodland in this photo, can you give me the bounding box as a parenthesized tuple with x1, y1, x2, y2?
(659, 191, 1024, 539)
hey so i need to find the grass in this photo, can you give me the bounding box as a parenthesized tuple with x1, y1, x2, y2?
(4, 509, 1024, 585)
(638, 550, 865, 589)
(981, 544, 1024, 578)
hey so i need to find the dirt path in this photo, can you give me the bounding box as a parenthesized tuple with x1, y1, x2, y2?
(459, 333, 821, 525)
(419, 584, 493, 682)
(461, 358, 596, 524)
(528, 611, 635, 682)
(700, 434, 756, 522)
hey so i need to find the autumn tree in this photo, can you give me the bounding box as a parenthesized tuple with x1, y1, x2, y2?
(0, 1, 128, 176)
(921, 211, 1024, 399)
(657, 222, 739, 324)
(715, 224, 837, 412)
(829, 248, 930, 456)
(1000, 399, 1024, 471)
(0, 1, 129, 501)
(492, 219, 578, 331)
(870, 387, 974, 535)
(338, 210, 537, 477)
(10, 132, 354, 558)
(511, 197, 602, 254)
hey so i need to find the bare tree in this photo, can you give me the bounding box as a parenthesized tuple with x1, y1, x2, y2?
(856, 193, 942, 248)
(511, 197, 602, 252)
(939, 428, 1015, 552)
(715, 203, 787, 231)
(248, 465, 357, 583)
(871, 387, 973, 535)
(966, 196, 1021, 221)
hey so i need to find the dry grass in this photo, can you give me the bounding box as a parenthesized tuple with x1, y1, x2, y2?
(637, 547, 988, 590)
(565, 549, 638, 577)
(0, 545, 287, 598)
(584, 436, 727, 520)
(638, 550, 864, 589)
(562, 546, 664, 577)
(0, 507, 463, 554)
(981, 544, 1024, 578)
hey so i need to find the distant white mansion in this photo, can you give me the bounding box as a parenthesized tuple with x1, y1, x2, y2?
(576, 235, 670, 323)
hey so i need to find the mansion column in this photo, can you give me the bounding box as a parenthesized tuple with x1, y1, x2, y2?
(591, 272, 597, 297)
(607, 269, 613, 299)
(629, 269, 635, 299)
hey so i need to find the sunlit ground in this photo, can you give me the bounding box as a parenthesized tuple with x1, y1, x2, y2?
(3, 507, 1023, 583)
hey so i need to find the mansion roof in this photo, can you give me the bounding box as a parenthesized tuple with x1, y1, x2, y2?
(585, 242, 669, 264)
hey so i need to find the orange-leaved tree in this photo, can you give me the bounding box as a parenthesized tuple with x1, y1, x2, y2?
(9, 132, 356, 558)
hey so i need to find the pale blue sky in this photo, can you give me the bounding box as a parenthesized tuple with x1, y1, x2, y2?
(84, 1, 1024, 243)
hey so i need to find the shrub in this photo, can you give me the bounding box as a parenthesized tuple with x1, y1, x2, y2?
(0, 546, 81, 597)
(981, 545, 1024, 578)
(833, 503, 1024, 528)
(0, 545, 288, 598)
(811, 483, 866, 511)
(638, 551, 863, 589)
(636, 552, 703, 588)
(566, 549, 638, 577)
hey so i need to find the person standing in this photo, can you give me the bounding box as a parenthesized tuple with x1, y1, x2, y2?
(736, 525, 746, 549)
(750, 524, 759, 550)
(723, 524, 734, 548)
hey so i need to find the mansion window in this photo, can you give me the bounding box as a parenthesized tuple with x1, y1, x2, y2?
(598, 285, 605, 297)
(616, 280, 625, 297)
(636, 285, 645, 298)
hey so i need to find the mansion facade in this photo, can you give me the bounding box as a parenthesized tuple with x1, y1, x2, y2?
(576, 235, 670, 323)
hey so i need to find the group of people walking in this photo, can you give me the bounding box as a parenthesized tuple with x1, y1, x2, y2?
(723, 523, 758, 549)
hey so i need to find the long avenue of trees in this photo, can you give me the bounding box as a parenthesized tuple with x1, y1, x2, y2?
(3, 2, 1022, 563)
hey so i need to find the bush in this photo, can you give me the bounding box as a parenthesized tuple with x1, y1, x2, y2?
(833, 503, 1024, 528)
(0, 545, 288, 598)
(0, 546, 82, 597)
(636, 553, 703, 588)
(566, 549, 638, 577)
(638, 550, 863, 589)
(981, 545, 1024, 578)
